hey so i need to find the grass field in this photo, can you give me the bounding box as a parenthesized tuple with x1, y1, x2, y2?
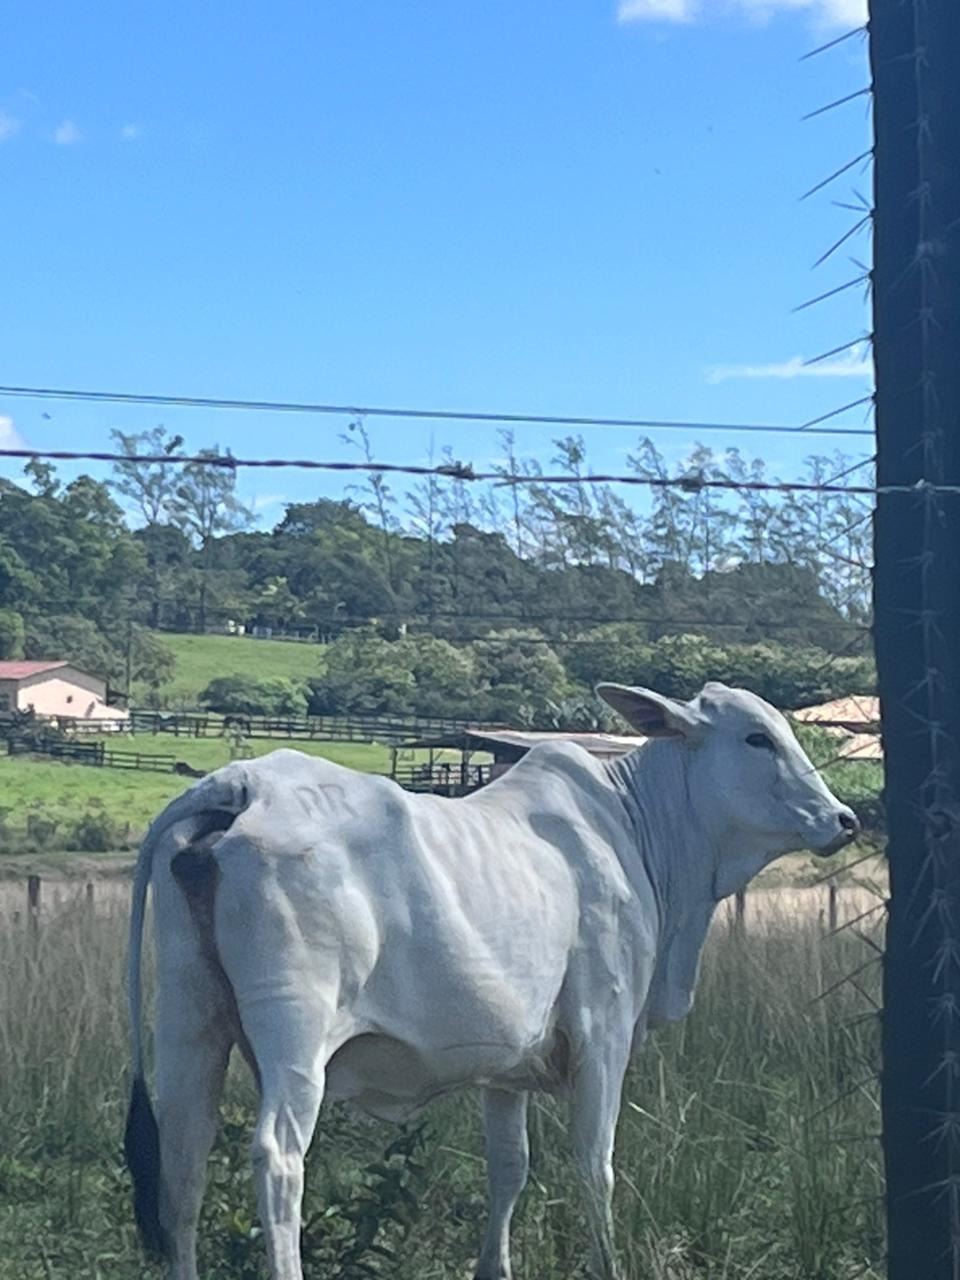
(136, 631, 327, 705)
(0, 889, 885, 1279)
(0, 737, 398, 852)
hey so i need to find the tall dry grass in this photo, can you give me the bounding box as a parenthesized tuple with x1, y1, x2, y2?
(0, 887, 884, 1279)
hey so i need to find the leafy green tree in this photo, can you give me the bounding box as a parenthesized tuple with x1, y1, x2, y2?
(309, 633, 416, 716)
(168, 448, 252, 631)
(394, 635, 478, 718)
(249, 576, 306, 630)
(562, 623, 654, 690)
(109, 426, 183, 525)
(340, 422, 402, 595)
(23, 614, 117, 679)
(0, 608, 25, 660)
(126, 625, 177, 692)
(470, 629, 568, 723)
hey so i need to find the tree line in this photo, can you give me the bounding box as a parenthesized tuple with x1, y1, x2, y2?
(0, 426, 875, 720)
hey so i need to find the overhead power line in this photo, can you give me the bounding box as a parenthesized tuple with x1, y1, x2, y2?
(0, 383, 875, 438)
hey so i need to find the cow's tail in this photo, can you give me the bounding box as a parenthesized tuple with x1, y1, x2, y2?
(124, 769, 250, 1260)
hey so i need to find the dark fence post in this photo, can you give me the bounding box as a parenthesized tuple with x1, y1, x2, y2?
(871, 3, 960, 1275)
(27, 874, 40, 941)
(827, 879, 838, 934)
(734, 891, 746, 931)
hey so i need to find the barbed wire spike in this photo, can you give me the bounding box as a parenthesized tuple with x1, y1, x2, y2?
(794, 274, 872, 313)
(802, 86, 872, 123)
(804, 335, 873, 367)
(802, 395, 876, 431)
(800, 149, 874, 202)
(812, 214, 874, 270)
(799, 24, 868, 61)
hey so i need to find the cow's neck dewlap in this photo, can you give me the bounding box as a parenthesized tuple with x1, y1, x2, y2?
(607, 739, 723, 1024)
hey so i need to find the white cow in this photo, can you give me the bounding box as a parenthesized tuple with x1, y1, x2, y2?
(125, 682, 858, 1280)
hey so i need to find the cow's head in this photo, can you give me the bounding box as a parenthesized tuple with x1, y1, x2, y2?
(598, 680, 859, 895)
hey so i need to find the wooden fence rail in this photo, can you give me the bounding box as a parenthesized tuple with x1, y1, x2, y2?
(128, 710, 482, 743)
(6, 737, 178, 774)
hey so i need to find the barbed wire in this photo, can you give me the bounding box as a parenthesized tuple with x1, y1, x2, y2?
(2, 444, 954, 497)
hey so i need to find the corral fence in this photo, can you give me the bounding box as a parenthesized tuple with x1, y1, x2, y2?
(128, 709, 484, 743)
(6, 736, 178, 774)
(391, 760, 492, 797)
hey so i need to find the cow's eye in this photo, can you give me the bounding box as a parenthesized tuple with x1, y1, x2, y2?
(746, 732, 776, 751)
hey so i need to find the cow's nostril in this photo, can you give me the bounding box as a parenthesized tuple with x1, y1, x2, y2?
(839, 811, 859, 834)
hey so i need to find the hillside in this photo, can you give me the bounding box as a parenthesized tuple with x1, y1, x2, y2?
(134, 632, 327, 705)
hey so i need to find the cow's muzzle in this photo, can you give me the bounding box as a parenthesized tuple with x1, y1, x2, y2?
(815, 807, 860, 857)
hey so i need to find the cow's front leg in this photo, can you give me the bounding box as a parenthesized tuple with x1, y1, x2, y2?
(569, 1025, 632, 1280)
(475, 1088, 529, 1280)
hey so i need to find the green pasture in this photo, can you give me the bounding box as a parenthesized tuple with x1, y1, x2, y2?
(0, 735, 476, 856)
(135, 631, 327, 705)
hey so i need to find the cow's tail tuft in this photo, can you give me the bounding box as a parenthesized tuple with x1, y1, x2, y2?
(124, 1075, 167, 1259)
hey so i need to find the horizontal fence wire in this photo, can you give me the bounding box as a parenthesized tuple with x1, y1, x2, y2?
(0, 445, 947, 496)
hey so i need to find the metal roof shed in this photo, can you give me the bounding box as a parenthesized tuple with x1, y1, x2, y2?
(390, 726, 645, 795)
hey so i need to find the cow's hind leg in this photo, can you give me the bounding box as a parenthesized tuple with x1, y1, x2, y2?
(155, 1014, 232, 1280)
(476, 1089, 529, 1280)
(241, 1005, 328, 1280)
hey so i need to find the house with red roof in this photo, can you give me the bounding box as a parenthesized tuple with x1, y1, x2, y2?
(0, 660, 129, 726)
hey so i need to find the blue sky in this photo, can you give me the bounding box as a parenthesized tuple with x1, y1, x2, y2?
(1, 0, 873, 525)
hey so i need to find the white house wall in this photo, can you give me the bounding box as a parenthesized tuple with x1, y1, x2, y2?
(16, 675, 128, 722)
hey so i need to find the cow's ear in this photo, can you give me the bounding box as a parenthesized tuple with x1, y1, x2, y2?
(596, 684, 707, 739)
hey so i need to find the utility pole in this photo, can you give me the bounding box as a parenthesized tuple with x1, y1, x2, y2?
(870, 4, 960, 1276)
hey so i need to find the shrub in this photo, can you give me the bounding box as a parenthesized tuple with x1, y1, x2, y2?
(308, 634, 417, 717)
(198, 675, 310, 718)
(66, 811, 128, 852)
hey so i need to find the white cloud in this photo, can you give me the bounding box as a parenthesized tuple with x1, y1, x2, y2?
(252, 493, 288, 512)
(0, 111, 22, 142)
(619, 0, 696, 20)
(706, 350, 873, 383)
(618, 0, 867, 29)
(120, 123, 142, 141)
(53, 119, 82, 146)
(0, 415, 28, 450)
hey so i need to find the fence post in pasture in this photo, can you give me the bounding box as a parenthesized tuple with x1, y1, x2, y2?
(733, 890, 746, 932)
(85, 881, 94, 912)
(827, 879, 838, 933)
(870, 4, 960, 1276)
(27, 874, 40, 939)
